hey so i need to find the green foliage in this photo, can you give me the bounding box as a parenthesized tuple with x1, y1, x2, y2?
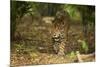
(70, 51, 76, 58)
(63, 4, 95, 24)
(63, 4, 81, 21)
(67, 51, 76, 59)
(14, 43, 25, 54)
(78, 40, 89, 53)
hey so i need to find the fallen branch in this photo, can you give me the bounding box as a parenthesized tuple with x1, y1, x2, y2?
(76, 51, 95, 62)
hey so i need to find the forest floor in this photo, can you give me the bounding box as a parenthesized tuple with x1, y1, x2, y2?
(11, 53, 76, 66)
(10, 16, 95, 66)
(11, 52, 95, 66)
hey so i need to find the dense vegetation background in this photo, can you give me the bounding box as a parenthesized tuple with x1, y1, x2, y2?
(10, 1, 95, 66)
